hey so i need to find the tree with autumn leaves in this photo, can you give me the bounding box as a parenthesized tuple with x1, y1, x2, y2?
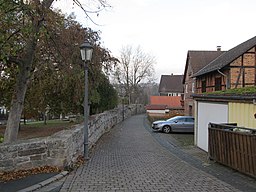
(0, 0, 118, 143)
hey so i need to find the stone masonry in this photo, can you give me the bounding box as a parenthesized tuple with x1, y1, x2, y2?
(0, 104, 145, 172)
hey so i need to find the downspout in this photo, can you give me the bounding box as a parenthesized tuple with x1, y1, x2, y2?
(217, 69, 228, 89)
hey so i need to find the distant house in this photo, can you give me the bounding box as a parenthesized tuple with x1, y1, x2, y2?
(182, 48, 225, 116)
(146, 74, 184, 117)
(158, 75, 183, 96)
(145, 96, 183, 117)
(145, 104, 169, 116)
(194, 36, 256, 93)
(150, 96, 182, 108)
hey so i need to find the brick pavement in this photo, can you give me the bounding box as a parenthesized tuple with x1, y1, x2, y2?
(60, 114, 241, 192)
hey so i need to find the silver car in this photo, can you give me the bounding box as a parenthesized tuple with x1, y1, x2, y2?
(152, 116, 194, 133)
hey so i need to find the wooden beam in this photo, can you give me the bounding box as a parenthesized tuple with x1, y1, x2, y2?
(242, 54, 245, 87)
(255, 47, 256, 86)
(229, 66, 256, 68)
(235, 68, 242, 88)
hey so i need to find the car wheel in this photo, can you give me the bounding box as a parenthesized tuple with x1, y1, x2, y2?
(162, 125, 171, 133)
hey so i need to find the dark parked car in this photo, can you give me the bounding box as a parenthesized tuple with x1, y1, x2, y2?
(152, 116, 194, 133)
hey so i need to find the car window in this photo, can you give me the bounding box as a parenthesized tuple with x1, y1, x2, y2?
(176, 118, 186, 122)
(185, 118, 194, 122)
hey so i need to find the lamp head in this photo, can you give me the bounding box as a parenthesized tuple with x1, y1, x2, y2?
(80, 41, 93, 61)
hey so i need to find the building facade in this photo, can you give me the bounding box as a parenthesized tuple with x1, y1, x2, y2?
(194, 36, 256, 93)
(158, 75, 183, 96)
(182, 50, 224, 116)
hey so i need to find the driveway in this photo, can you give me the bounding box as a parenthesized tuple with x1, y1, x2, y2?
(58, 114, 255, 192)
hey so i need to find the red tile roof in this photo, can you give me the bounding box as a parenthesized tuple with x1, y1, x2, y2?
(150, 96, 182, 108)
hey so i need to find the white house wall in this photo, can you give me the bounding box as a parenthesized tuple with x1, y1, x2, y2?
(196, 101, 228, 152)
(146, 109, 166, 114)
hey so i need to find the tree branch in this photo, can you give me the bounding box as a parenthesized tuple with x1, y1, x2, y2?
(0, 29, 21, 50)
(6, 56, 23, 66)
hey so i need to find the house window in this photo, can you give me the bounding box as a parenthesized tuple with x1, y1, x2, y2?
(189, 105, 193, 116)
(202, 79, 206, 93)
(215, 77, 222, 91)
(168, 93, 178, 96)
(192, 82, 195, 93)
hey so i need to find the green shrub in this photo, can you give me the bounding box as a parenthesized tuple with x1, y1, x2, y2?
(0, 136, 4, 143)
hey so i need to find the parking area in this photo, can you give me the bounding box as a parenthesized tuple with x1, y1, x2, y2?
(166, 132, 194, 146)
(150, 130, 209, 164)
(146, 118, 256, 192)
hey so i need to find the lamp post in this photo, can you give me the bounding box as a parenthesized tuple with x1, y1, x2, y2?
(121, 89, 125, 121)
(80, 41, 93, 159)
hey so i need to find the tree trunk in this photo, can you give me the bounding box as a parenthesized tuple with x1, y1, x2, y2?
(4, 34, 39, 143)
(4, 64, 30, 143)
(43, 112, 47, 125)
(3, 0, 55, 143)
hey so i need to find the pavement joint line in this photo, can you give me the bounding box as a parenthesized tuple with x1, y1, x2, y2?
(16, 171, 69, 192)
(143, 115, 256, 192)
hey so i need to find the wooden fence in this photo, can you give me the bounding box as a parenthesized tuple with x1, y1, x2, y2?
(208, 123, 256, 178)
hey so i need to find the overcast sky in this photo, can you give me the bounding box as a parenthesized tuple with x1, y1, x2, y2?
(53, 0, 256, 83)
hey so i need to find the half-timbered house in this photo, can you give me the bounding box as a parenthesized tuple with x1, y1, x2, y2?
(191, 36, 256, 153)
(182, 49, 225, 116)
(193, 36, 256, 93)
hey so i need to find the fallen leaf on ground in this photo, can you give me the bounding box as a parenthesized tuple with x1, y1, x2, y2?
(0, 166, 61, 182)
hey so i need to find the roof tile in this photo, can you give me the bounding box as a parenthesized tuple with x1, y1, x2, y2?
(194, 36, 256, 77)
(150, 96, 182, 108)
(159, 75, 183, 93)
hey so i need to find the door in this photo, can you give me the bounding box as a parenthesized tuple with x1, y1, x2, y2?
(197, 102, 228, 152)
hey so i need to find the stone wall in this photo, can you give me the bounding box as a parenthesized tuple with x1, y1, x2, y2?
(0, 104, 145, 171)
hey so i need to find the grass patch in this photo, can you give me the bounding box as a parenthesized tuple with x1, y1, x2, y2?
(0, 119, 81, 140)
(20, 119, 80, 128)
(205, 86, 256, 95)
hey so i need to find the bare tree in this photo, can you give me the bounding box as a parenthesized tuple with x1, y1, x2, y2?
(113, 45, 156, 104)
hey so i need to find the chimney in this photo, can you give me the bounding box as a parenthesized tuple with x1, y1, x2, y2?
(217, 46, 221, 51)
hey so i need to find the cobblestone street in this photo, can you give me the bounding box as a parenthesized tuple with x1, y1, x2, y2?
(59, 114, 254, 192)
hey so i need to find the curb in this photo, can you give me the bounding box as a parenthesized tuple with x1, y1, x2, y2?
(17, 171, 69, 192)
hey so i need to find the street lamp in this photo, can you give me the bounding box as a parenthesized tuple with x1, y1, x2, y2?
(80, 40, 93, 159)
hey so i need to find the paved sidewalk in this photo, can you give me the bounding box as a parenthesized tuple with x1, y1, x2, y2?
(59, 114, 243, 192)
(0, 173, 58, 192)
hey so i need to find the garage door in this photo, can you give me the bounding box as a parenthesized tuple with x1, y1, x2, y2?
(197, 102, 228, 152)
